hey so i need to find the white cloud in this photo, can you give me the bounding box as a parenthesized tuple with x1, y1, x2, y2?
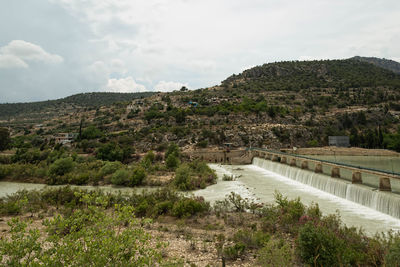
(154, 81, 188, 92)
(0, 40, 63, 68)
(2, 1, 400, 102)
(105, 77, 146, 92)
(0, 54, 28, 69)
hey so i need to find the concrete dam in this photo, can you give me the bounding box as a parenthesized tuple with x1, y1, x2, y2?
(187, 148, 400, 219)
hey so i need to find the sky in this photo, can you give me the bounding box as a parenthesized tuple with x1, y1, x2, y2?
(0, 0, 399, 103)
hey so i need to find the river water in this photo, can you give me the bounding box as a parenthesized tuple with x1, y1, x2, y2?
(195, 161, 400, 236)
(2, 158, 400, 235)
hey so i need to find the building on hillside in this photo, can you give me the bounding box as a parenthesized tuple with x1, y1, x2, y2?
(328, 136, 350, 147)
(55, 133, 78, 146)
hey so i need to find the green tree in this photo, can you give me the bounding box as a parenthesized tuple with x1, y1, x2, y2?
(81, 126, 103, 140)
(166, 153, 180, 169)
(96, 143, 124, 162)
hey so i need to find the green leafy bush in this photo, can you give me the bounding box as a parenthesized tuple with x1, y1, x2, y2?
(166, 153, 180, 169)
(385, 236, 400, 266)
(95, 143, 124, 162)
(0, 194, 175, 266)
(223, 243, 246, 261)
(111, 169, 130, 186)
(129, 166, 146, 186)
(257, 238, 294, 266)
(49, 157, 74, 176)
(172, 198, 209, 218)
(99, 161, 122, 177)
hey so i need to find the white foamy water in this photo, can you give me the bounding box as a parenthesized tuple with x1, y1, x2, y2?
(198, 161, 400, 235)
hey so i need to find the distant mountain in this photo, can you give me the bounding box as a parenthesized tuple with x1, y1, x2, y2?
(0, 92, 155, 119)
(351, 56, 400, 74)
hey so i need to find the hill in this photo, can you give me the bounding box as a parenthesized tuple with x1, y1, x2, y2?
(0, 92, 155, 120)
(2, 58, 400, 152)
(351, 56, 400, 74)
(222, 59, 400, 91)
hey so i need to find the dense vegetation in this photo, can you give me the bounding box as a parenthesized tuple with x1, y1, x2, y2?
(0, 138, 216, 190)
(1, 188, 400, 266)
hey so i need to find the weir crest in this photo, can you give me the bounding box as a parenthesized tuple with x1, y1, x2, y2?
(253, 157, 400, 219)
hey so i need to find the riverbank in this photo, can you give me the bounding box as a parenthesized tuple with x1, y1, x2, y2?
(282, 146, 400, 156)
(2, 186, 399, 266)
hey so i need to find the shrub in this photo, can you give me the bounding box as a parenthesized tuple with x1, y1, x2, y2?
(68, 172, 91, 185)
(297, 220, 367, 266)
(0, 164, 12, 179)
(257, 238, 294, 266)
(95, 143, 124, 162)
(49, 157, 74, 176)
(275, 192, 305, 233)
(81, 125, 103, 139)
(166, 153, 179, 169)
(174, 165, 192, 190)
(222, 174, 234, 181)
(223, 243, 246, 261)
(233, 229, 270, 250)
(297, 222, 343, 266)
(172, 198, 209, 218)
(385, 236, 400, 266)
(173, 161, 216, 191)
(111, 169, 130, 186)
(129, 166, 146, 186)
(165, 143, 180, 159)
(0, 194, 173, 266)
(143, 151, 155, 163)
(99, 161, 122, 177)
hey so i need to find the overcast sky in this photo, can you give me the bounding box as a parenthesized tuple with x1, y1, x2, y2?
(0, 0, 399, 103)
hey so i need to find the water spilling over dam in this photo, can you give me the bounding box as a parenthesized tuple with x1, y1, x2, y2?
(253, 157, 400, 219)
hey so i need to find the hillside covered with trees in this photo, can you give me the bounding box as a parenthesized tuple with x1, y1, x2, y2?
(2, 58, 400, 153)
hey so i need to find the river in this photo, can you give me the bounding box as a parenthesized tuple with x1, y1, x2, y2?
(2, 158, 400, 235)
(195, 161, 400, 236)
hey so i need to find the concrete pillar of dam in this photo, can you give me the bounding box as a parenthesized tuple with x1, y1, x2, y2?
(290, 158, 297, 167)
(301, 161, 308, 170)
(352, 172, 362, 184)
(331, 167, 340, 178)
(315, 163, 323, 173)
(280, 157, 287, 164)
(379, 177, 392, 191)
(272, 155, 280, 162)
